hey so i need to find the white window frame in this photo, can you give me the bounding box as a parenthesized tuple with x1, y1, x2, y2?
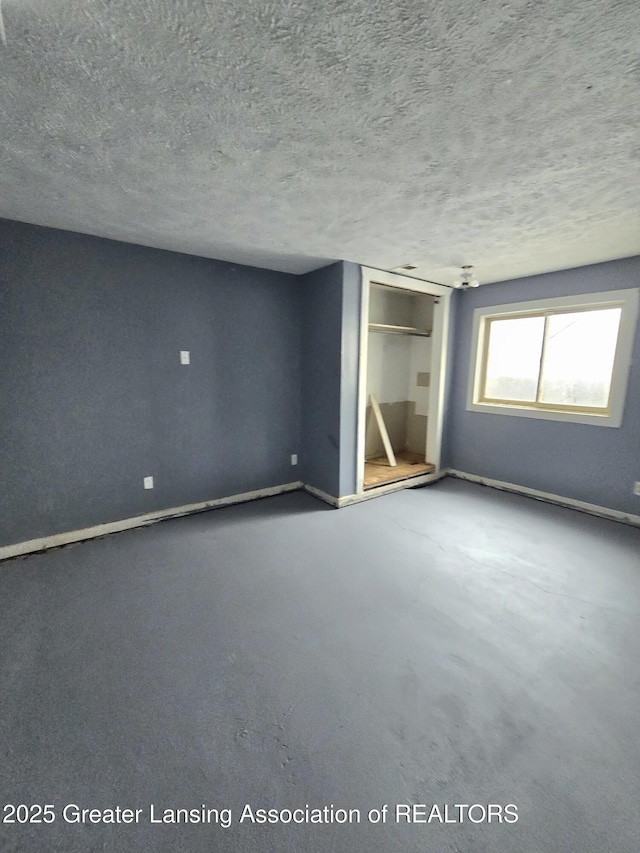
(466, 288, 639, 428)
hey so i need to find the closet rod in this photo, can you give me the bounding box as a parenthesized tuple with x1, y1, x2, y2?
(368, 323, 431, 337)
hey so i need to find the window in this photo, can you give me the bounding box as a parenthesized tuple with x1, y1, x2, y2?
(467, 288, 639, 427)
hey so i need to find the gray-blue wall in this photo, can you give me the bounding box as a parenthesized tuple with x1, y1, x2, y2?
(300, 263, 344, 497)
(0, 219, 302, 547)
(300, 261, 361, 500)
(3, 215, 637, 548)
(447, 256, 640, 515)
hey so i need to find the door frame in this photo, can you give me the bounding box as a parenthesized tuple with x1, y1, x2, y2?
(356, 267, 452, 496)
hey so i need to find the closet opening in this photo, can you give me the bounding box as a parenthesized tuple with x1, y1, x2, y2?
(356, 269, 451, 497)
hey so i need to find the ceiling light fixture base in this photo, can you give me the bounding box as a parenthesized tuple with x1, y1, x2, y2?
(453, 265, 480, 289)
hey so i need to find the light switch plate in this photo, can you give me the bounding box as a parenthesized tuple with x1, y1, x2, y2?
(180, 351, 190, 365)
(143, 476, 154, 489)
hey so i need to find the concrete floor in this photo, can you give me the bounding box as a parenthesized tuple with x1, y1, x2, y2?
(1, 479, 639, 853)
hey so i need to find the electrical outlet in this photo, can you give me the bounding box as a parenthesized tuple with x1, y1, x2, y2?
(180, 351, 190, 365)
(633, 481, 640, 496)
(291, 454, 298, 466)
(143, 476, 154, 490)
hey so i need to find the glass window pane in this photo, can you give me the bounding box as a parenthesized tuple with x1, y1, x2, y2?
(539, 308, 621, 408)
(483, 316, 545, 401)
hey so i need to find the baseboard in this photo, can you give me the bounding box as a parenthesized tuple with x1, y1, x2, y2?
(447, 470, 640, 527)
(8, 468, 633, 562)
(342, 469, 449, 506)
(304, 469, 448, 509)
(302, 484, 342, 507)
(0, 481, 304, 562)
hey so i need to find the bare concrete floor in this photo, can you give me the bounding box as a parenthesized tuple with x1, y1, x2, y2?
(1, 479, 639, 852)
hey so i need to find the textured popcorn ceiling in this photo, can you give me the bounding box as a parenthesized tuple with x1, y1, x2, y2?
(1, 0, 639, 284)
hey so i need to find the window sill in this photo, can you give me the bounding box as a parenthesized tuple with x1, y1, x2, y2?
(467, 400, 621, 428)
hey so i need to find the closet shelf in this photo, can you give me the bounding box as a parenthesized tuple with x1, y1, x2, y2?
(368, 322, 431, 337)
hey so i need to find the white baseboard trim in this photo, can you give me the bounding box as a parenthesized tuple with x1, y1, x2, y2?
(304, 470, 448, 509)
(0, 481, 304, 562)
(344, 470, 449, 506)
(302, 484, 342, 507)
(447, 470, 640, 527)
(9, 468, 633, 562)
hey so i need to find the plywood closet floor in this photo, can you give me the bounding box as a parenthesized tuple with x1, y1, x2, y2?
(363, 450, 435, 489)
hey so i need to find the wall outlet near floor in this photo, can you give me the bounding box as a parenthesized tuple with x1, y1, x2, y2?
(143, 476, 154, 490)
(291, 454, 298, 466)
(633, 481, 640, 496)
(180, 350, 190, 365)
